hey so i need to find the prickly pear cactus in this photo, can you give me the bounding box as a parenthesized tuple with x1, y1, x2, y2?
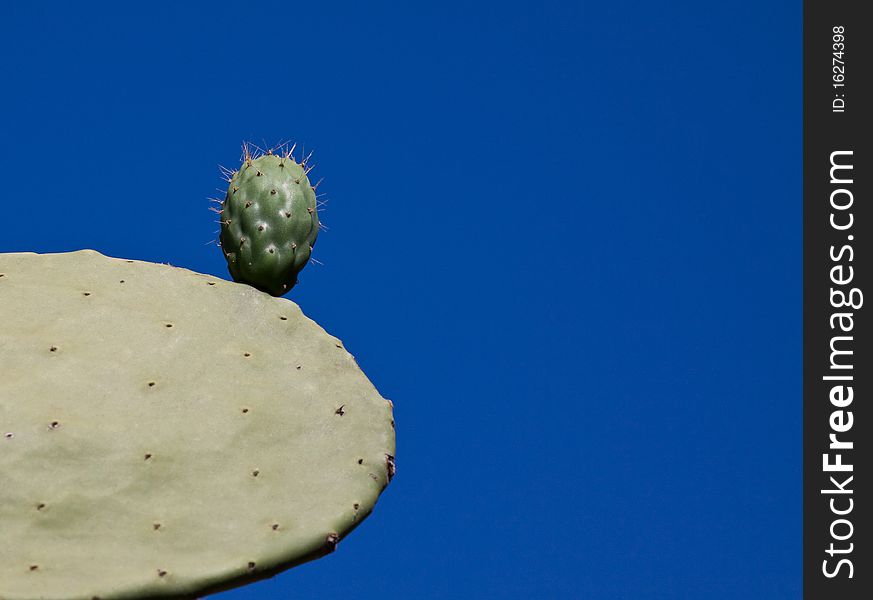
(0, 250, 395, 600)
(218, 146, 320, 296)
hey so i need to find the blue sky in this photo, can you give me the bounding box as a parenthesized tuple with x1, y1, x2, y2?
(1, 1, 800, 598)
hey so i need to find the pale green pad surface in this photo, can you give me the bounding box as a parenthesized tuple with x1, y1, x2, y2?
(0, 251, 395, 600)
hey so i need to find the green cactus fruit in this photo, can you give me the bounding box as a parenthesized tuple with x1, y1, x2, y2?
(0, 250, 395, 600)
(218, 149, 319, 296)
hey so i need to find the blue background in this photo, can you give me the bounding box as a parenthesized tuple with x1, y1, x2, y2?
(0, 1, 800, 598)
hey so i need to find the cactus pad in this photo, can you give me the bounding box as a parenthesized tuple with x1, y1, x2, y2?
(0, 250, 395, 600)
(219, 152, 319, 296)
